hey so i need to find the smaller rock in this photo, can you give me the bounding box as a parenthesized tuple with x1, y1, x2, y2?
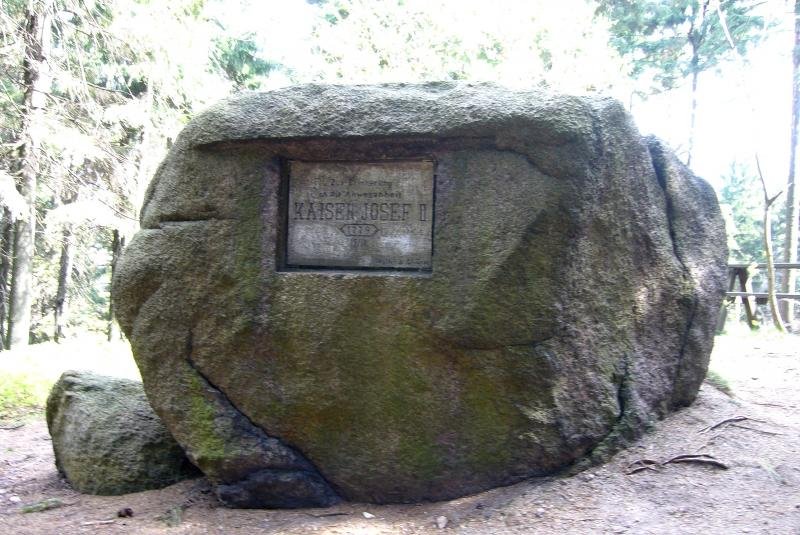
(46, 371, 199, 495)
(362, 512, 375, 519)
(580, 473, 595, 482)
(8, 496, 20, 503)
(534, 508, 546, 517)
(436, 515, 448, 529)
(117, 507, 134, 518)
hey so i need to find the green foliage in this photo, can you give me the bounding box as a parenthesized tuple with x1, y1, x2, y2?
(596, 0, 766, 92)
(0, 0, 779, 346)
(211, 34, 278, 89)
(158, 505, 186, 527)
(0, 337, 138, 417)
(1, 0, 289, 344)
(0, 372, 50, 419)
(720, 163, 766, 262)
(704, 369, 733, 396)
(306, 0, 624, 91)
(21, 498, 67, 514)
(719, 163, 785, 265)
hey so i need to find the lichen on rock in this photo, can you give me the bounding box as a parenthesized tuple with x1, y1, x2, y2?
(113, 83, 727, 507)
(46, 371, 198, 495)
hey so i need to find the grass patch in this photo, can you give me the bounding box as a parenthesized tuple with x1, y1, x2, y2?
(21, 498, 68, 514)
(705, 369, 733, 396)
(0, 371, 52, 420)
(0, 335, 138, 421)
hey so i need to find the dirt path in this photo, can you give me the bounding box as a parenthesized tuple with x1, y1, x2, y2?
(1, 334, 798, 534)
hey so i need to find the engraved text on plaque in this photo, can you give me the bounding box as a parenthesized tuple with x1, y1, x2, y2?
(286, 160, 434, 270)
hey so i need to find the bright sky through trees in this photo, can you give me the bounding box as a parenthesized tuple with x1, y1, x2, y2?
(208, 0, 793, 191)
(634, 12, 792, 192)
(1, 0, 796, 345)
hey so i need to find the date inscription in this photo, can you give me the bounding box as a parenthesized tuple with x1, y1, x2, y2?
(286, 160, 434, 270)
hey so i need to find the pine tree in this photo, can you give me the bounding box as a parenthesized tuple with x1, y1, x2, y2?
(781, 0, 799, 324)
(596, 0, 765, 165)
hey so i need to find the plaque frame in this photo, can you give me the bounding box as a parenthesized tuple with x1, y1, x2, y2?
(277, 158, 437, 273)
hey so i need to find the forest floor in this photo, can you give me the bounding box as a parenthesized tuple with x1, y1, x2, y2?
(0, 331, 798, 535)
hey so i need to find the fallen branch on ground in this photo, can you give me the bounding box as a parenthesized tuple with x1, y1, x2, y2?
(625, 459, 661, 474)
(625, 453, 729, 475)
(699, 415, 780, 437)
(729, 423, 784, 436)
(664, 454, 729, 469)
(700, 415, 750, 432)
(0, 423, 24, 430)
(751, 401, 793, 408)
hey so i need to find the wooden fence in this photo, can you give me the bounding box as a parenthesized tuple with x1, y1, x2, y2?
(720, 263, 800, 328)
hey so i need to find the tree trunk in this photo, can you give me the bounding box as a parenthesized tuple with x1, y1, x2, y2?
(687, 66, 699, 168)
(53, 224, 73, 342)
(51, 181, 76, 342)
(758, 155, 786, 332)
(0, 209, 14, 350)
(763, 199, 785, 332)
(8, 3, 52, 348)
(107, 229, 124, 341)
(685, 2, 706, 168)
(781, 0, 800, 327)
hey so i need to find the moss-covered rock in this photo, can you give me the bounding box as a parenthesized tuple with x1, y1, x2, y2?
(113, 83, 727, 507)
(45, 371, 198, 495)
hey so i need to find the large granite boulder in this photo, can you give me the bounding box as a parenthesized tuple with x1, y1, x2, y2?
(113, 83, 727, 507)
(46, 371, 198, 495)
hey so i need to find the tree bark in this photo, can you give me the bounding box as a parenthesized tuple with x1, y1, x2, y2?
(687, 67, 699, 168)
(8, 2, 52, 348)
(107, 229, 124, 341)
(53, 224, 73, 342)
(758, 157, 786, 332)
(685, 1, 708, 168)
(763, 199, 785, 332)
(781, 0, 800, 327)
(0, 209, 14, 350)
(51, 181, 77, 342)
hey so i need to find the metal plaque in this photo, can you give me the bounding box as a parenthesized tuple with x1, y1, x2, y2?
(286, 160, 434, 270)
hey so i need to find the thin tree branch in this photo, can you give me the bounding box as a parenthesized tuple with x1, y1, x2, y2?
(756, 153, 783, 207)
(755, 153, 787, 331)
(85, 81, 134, 97)
(36, 147, 138, 223)
(713, 0, 736, 49)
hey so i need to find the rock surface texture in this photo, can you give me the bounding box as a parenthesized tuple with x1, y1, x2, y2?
(46, 371, 198, 495)
(113, 83, 727, 507)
